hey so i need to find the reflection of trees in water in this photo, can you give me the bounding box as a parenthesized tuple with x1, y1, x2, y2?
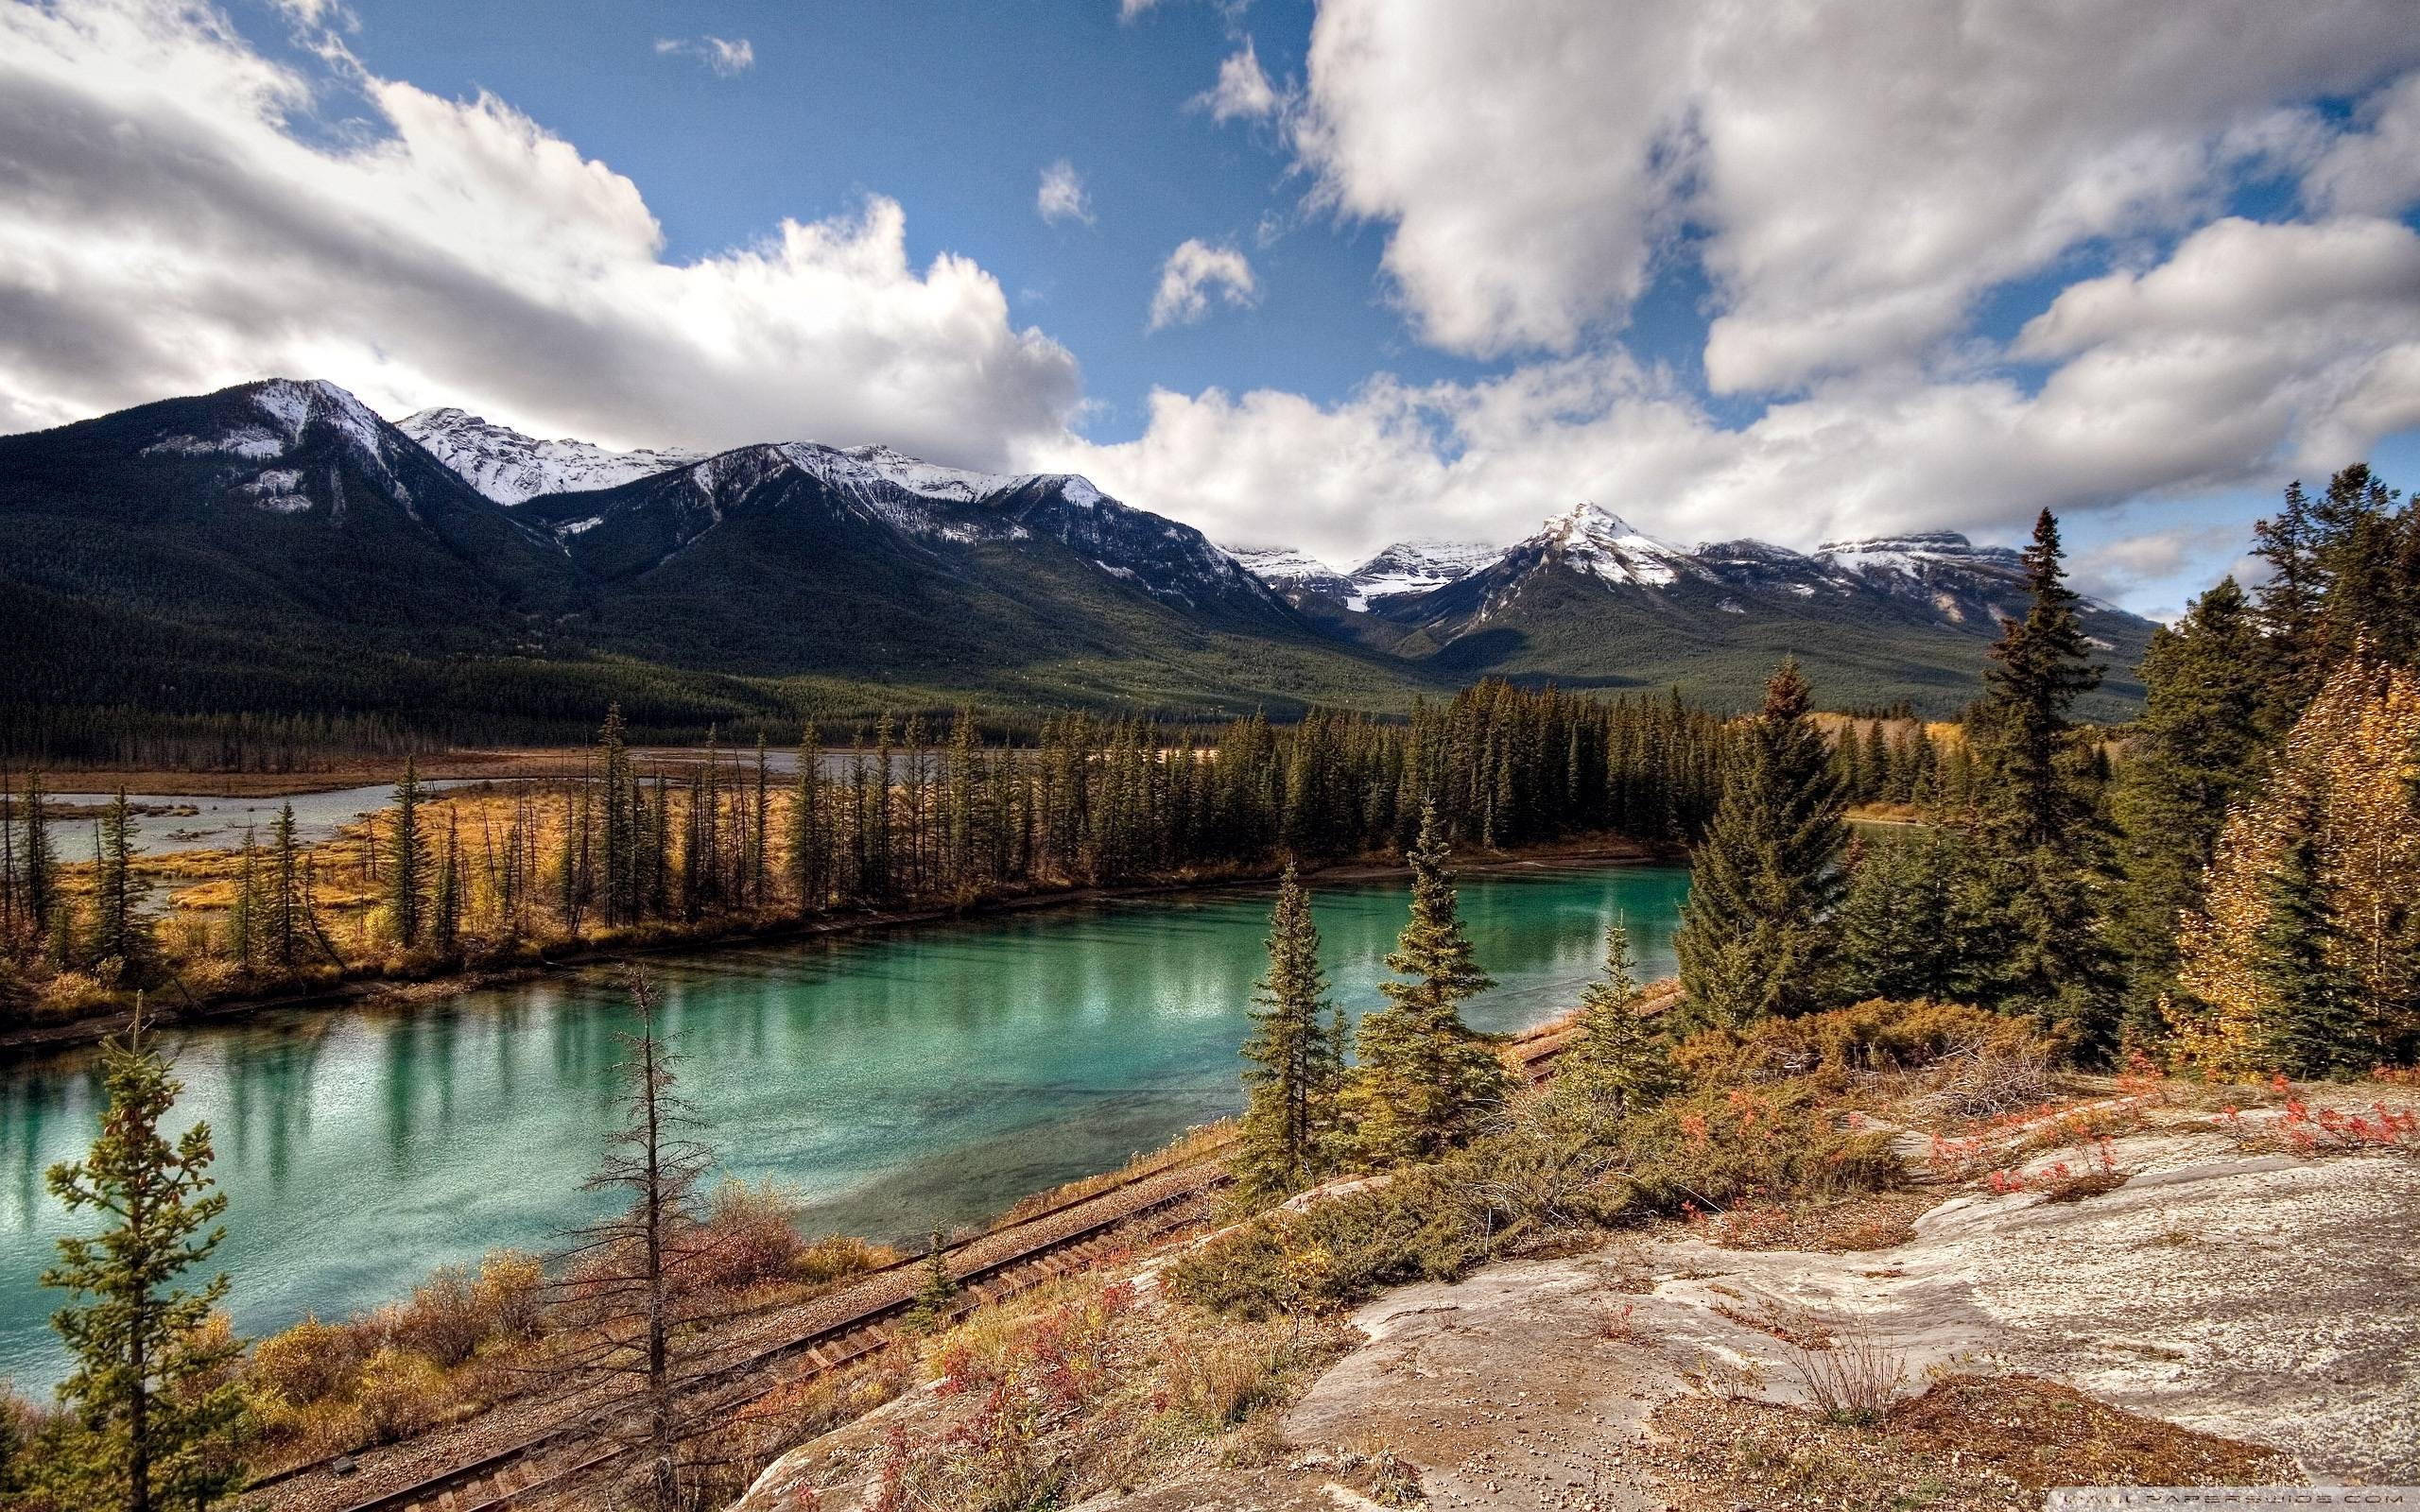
(219, 1022, 332, 1193)
(0, 1053, 105, 1232)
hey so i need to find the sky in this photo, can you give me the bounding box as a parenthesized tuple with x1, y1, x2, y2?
(4, 0, 2420, 619)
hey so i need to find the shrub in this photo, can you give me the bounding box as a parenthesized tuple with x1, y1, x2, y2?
(1673, 999, 2055, 1090)
(390, 1265, 485, 1367)
(250, 1315, 363, 1408)
(353, 1348, 448, 1443)
(688, 1179, 809, 1292)
(796, 1235, 900, 1287)
(472, 1249, 546, 1341)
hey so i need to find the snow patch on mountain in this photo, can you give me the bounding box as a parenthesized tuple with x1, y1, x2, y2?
(401, 407, 703, 506)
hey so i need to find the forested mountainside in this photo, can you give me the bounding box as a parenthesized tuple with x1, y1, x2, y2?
(2, 380, 2153, 758)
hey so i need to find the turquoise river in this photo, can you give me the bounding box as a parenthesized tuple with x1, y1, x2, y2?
(0, 863, 1687, 1390)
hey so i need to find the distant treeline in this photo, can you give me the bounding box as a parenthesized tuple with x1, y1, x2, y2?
(0, 679, 1734, 1021)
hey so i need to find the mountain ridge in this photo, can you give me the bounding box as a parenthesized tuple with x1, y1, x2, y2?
(0, 381, 2156, 730)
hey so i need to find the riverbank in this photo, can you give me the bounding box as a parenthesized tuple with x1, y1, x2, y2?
(0, 833, 1668, 1060)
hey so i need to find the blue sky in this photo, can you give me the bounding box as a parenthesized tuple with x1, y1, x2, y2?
(4, 0, 2419, 620)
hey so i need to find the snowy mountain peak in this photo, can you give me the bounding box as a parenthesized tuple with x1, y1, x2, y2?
(1229, 546, 1356, 600)
(399, 407, 703, 506)
(1530, 501, 1694, 589)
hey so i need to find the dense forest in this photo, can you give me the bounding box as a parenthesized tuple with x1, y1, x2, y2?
(1672, 465, 2420, 1076)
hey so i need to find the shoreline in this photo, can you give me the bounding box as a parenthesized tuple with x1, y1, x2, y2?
(0, 836, 1672, 1061)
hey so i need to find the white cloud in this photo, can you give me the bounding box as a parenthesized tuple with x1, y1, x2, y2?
(1036, 159, 1094, 226)
(1118, 0, 1161, 20)
(0, 0, 1075, 461)
(1291, 1, 2420, 383)
(1195, 38, 1281, 122)
(1037, 217, 2420, 565)
(1147, 240, 1257, 330)
(655, 35, 753, 77)
(2304, 70, 2420, 216)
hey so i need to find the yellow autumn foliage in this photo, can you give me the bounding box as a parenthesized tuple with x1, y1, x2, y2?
(2172, 655, 2420, 1079)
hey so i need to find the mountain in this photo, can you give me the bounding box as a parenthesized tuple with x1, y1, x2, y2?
(1236, 504, 2156, 717)
(508, 438, 1316, 680)
(0, 381, 1413, 734)
(1, 383, 2159, 742)
(0, 378, 581, 650)
(398, 407, 703, 505)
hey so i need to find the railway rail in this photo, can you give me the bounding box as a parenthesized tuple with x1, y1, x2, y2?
(246, 992, 1676, 1512)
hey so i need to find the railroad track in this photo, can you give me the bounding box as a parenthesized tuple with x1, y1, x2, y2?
(252, 994, 1677, 1512)
(248, 1141, 1235, 1512)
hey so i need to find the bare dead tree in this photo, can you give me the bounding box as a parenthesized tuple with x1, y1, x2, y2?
(558, 967, 717, 1511)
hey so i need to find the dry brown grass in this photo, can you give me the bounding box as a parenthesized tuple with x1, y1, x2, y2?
(1642, 1374, 2294, 1509)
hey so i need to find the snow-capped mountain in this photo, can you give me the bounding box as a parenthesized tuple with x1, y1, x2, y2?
(517, 438, 1292, 627)
(1524, 503, 1700, 591)
(399, 407, 704, 505)
(1233, 537, 1500, 613)
(1228, 546, 1357, 601)
(1345, 539, 1500, 605)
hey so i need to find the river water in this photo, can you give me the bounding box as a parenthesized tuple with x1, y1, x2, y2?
(0, 862, 1686, 1390)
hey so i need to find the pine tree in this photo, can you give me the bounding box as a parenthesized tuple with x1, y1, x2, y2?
(2252, 815, 2366, 1078)
(388, 759, 427, 949)
(227, 827, 260, 972)
(88, 789, 153, 979)
(432, 812, 463, 954)
(20, 770, 53, 954)
(1670, 660, 1847, 1029)
(43, 1007, 249, 1511)
(1553, 921, 1673, 1121)
(1342, 805, 1509, 1166)
(1236, 866, 1343, 1198)
(2110, 578, 2268, 1035)
(267, 803, 301, 970)
(1977, 509, 2103, 851)
(1966, 510, 2118, 1048)
(906, 1229, 960, 1333)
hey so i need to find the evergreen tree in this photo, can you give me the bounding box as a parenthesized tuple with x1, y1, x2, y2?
(906, 1229, 960, 1332)
(88, 789, 153, 978)
(2252, 813, 2367, 1078)
(267, 803, 301, 971)
(1977, 510, 2103, 851)
(2110, 578, 2268, 1035)
(1236, 866, 1342, 1198)
(43, 1008, 249, 1512)
(1342, 805, 1509, 1165)
(431, 812, 463, 954)
(1553, 921, 1673, 1121)
(1671, 660, 1847, 1029)
(227, 828, 259, 972)
(1966, 510, 2118, 1048)
(387, 759, 427, 948)
(21, 770, 53, 954)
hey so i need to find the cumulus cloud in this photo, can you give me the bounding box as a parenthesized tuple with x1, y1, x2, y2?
(1147, 240, 1257, 330)
(1036, 159, 1094, 226)
(0, 0, 1076, 461)
(1035, 216, 2420, 564)
(1292, 0, 2420, 384)
(655, 35, 753, 77)
(1195, 38, 1281, 122)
